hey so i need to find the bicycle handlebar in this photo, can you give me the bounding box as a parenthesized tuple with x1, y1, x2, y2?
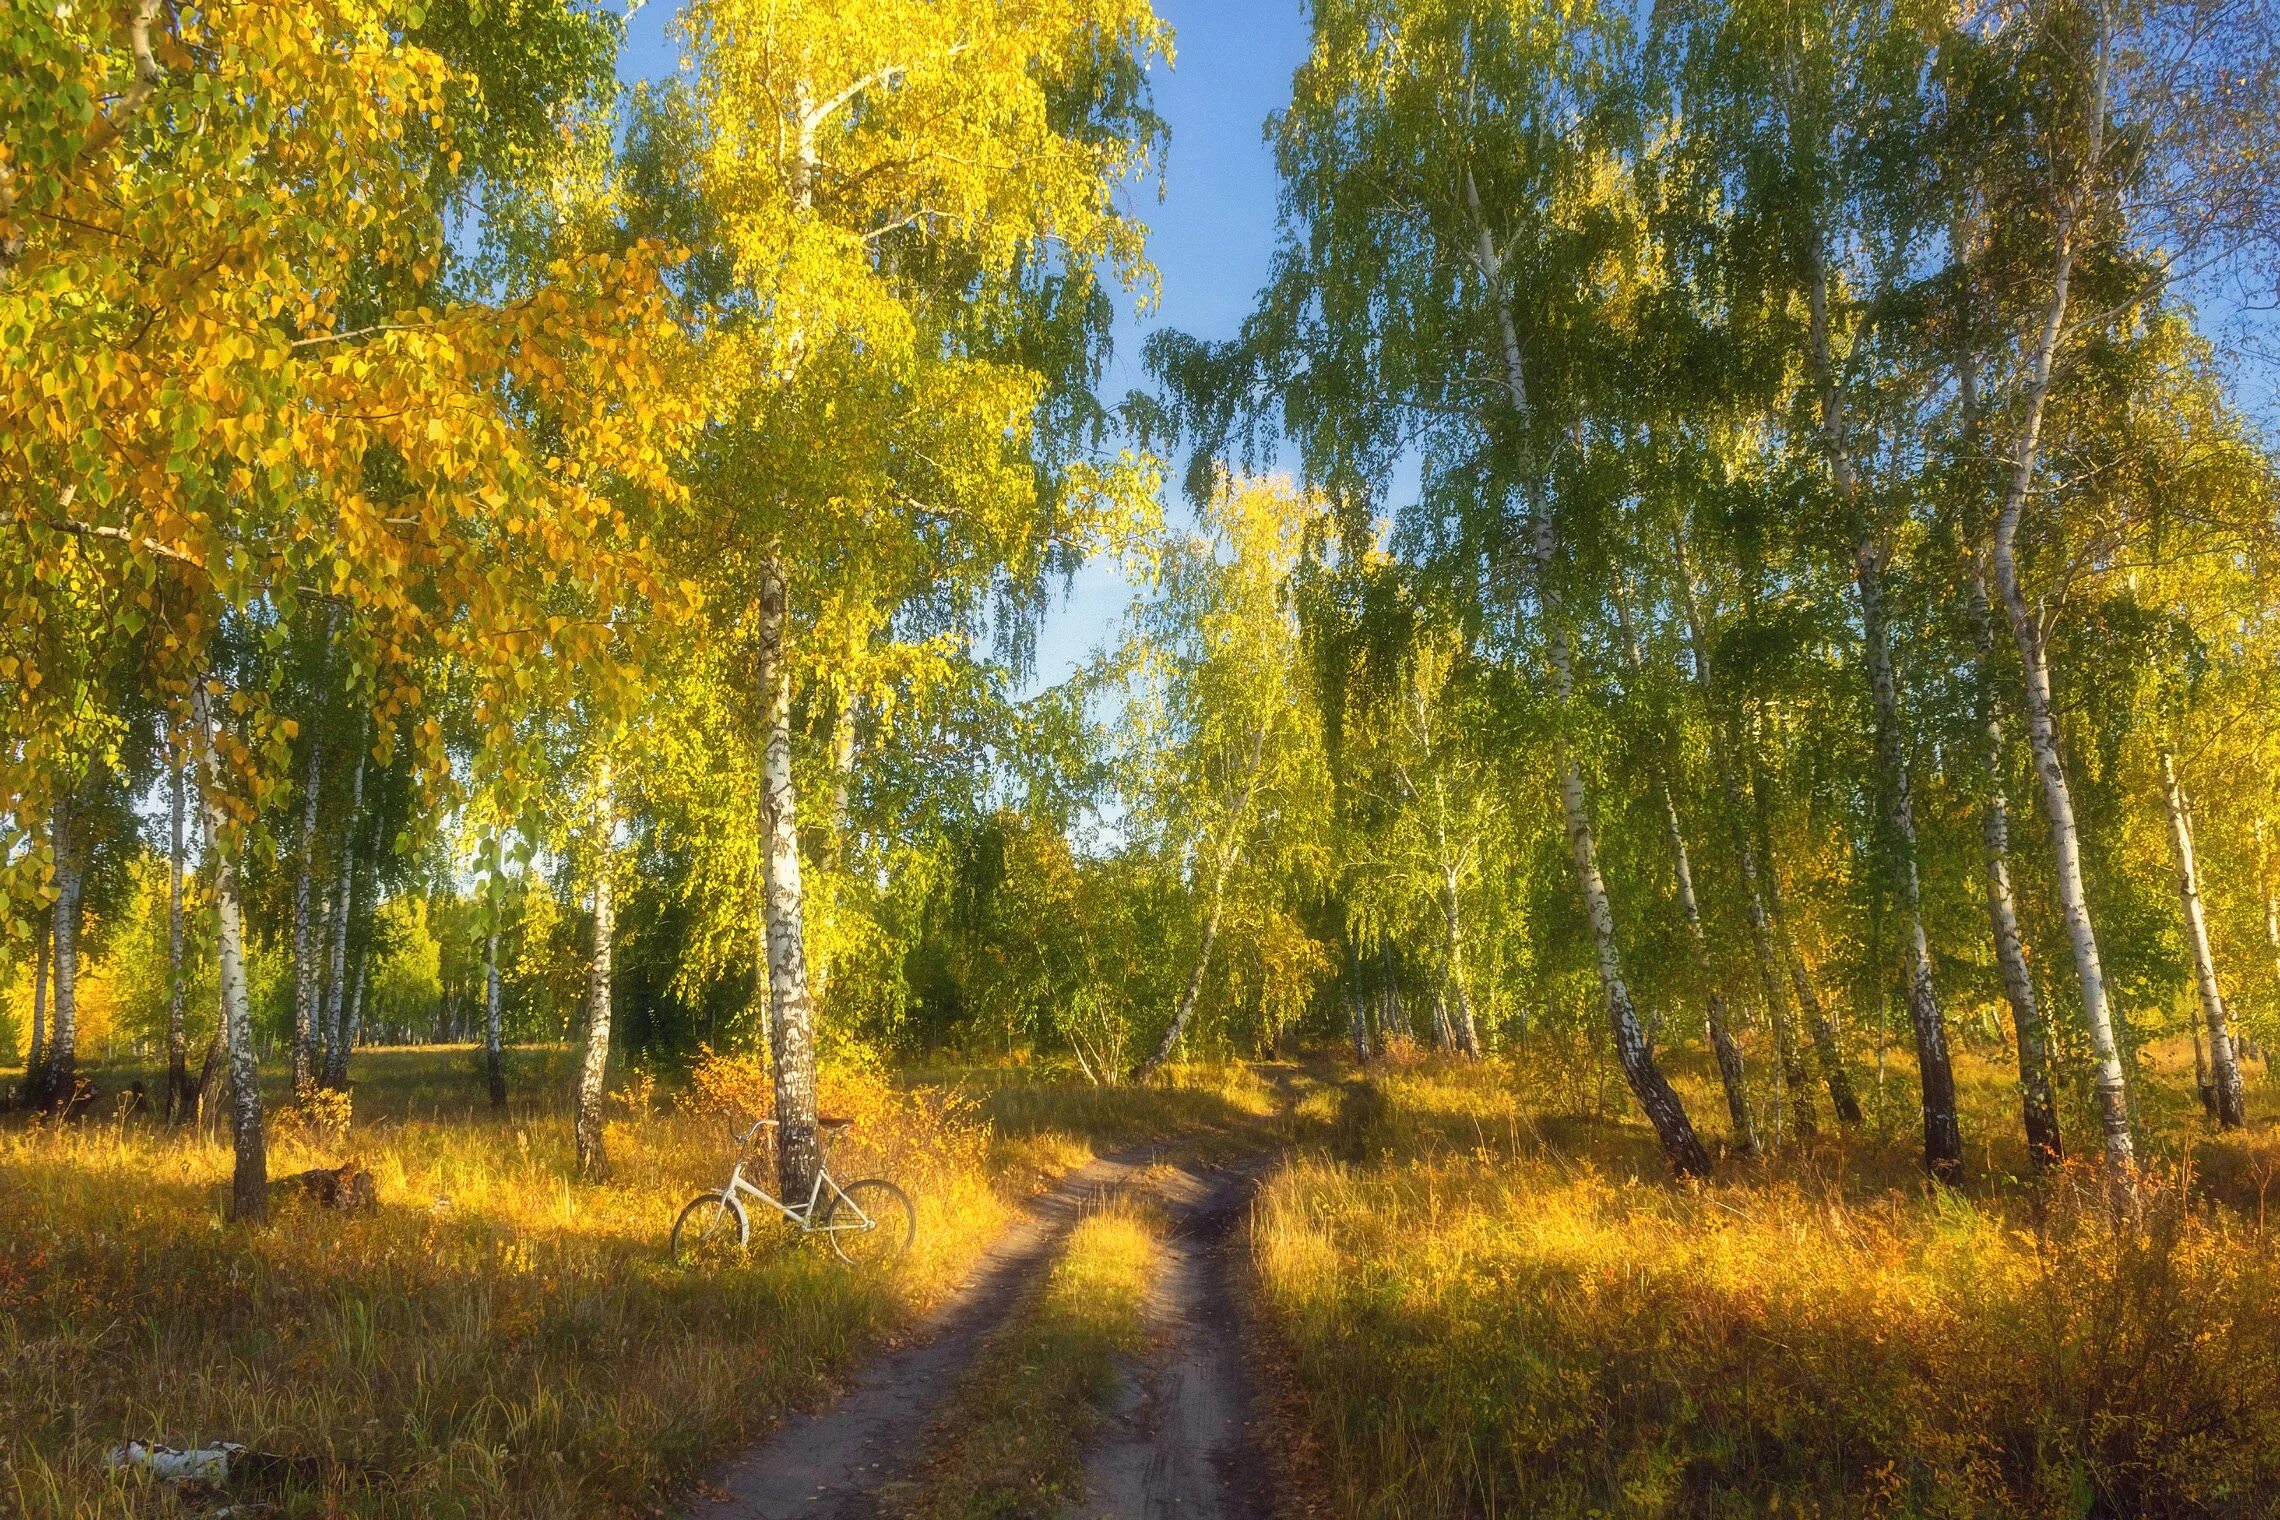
(733, 1115, 855, 1147)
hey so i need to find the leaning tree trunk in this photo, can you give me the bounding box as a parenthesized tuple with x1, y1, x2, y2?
(1992, 217, 2135, 1182)
(485, 930, 507, 1112)
(1677, 547, 1816, 1141)
(1852, 547, 1960, 1175)
(1135, 725, 1264, 1083)
(1805, 252, 1956, 1175)
(1532, 508, 1708, 1178)
(191, 680, 267, 1223)
(320, 725, 368, 1090)
(574, 759, 616, 1179)
(1613, 580, 1752, 1149)
(1665, 790, 1758, 1155)
(1469, 176, 1705, 1176)
(1751, 773, 1864, 1130)
(1967, 562, 2063, 1164)
(2161, 749, 2245, 1127)
(757, 550, 822, 1201)
(166, 750, 193, 1123)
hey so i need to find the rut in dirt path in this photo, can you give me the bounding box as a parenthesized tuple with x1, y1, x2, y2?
(1075, 1157, 1278, 1520)
(694, 1148, 1161, 1520)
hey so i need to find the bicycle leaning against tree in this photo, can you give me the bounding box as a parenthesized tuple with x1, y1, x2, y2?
(670, 1114, 915, 1269)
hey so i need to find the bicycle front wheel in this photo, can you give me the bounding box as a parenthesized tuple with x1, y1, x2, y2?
(822, 1178, 915, 1269)
(671, 1190, 749, 1268)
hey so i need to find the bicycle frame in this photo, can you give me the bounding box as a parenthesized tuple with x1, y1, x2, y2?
(722, 1122, 877, 1236)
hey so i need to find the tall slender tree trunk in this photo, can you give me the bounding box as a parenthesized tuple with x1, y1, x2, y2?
(2261, 821, 2280, 1035)
(1964, 564, 2064, 1164)
(1805, 246, 1957, 1176)
(1678, 545, 1816, 1140)
(485, 930, 507, 1112)
(575, 758, 615, 1179)
(1666, 790, 1758, 1155)
(1136, 725, 1265, 1081)
(166, 747, 192, 1123)
(290, 715, 325, 1092)
(1950, 253, 2065, 1167)
(44, 785, 87, 1113)
(1992, 216, 2135, 1181)
(345, 945, 367, 1059)
(22, 922, 48, 1106)
(1469, 170, 1705, 1176)
(2160, 749, 2245, 1127)
(810, 691, 859, 1012)
(1534, 560, 1707, 1176)
(320, 724, 368, 1090)
(1437, 860, 1482, 1058)
(757, 550, 822, 1200)
(191, 680, 267, 1223)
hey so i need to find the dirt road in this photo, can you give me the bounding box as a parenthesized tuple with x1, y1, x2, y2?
(689, 1149, 1277, 1520)
(1075, 1158, 1276, 1520)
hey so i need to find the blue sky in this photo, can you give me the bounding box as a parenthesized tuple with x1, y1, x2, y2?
(613, 1, 1315, 692)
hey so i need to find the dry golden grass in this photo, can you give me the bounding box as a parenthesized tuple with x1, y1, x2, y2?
(1254, 1042, 2280, 1519)
(0, 1046, 1296, 1517)
(0, 1046, 1027, 1518)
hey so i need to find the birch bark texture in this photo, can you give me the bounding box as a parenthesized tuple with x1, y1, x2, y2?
(575, 757, 617, 1179)
(2160, 750, 2245, 1127)
(320, 722, 369, 1090)
(166, 749, 192, 1123)
(485, 930, 507, 1112)
(757, 550, 822, 1201)
(190, 679, 268, 1223)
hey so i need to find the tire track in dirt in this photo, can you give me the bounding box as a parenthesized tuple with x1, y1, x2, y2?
(692, 1148, 1161, 1520)
(1074, 1155, 1278, 1520)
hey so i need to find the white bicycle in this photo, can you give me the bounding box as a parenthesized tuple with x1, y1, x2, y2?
(670, 1115, 915, 1269)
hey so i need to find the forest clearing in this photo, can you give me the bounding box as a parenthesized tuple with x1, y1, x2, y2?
(10, 0, 2280, 1514)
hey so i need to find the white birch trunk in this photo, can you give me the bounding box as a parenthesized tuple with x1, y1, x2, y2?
(1991, 221, 2135, 1177)
(485, 930, 506, 1111)
(44, 789, 85, 1108)
(1136, 724, 1265, 1081)
(320, 724, 368, 1089)
(1467, 169, 1705, 1174)
(191, 680, 267, 1222)
(290, 719, 324, 1092)
(575, 759, 616, 1178)
(757, 550, 822, 1199)
(166, 749, 191, 1122)
(2161, 750, 2245, 1127)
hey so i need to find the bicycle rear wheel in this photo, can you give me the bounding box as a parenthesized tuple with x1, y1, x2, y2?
(821, 1178, 914, 1268)
(671, 1190, 749, 1267)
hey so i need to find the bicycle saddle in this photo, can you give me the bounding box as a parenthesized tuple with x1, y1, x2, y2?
(818, 1114, 855, 1132)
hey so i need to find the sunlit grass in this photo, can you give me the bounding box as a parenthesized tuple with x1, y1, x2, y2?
(0, 1046, 1017, 1518)
(1253, 1043, 2280, 1518)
